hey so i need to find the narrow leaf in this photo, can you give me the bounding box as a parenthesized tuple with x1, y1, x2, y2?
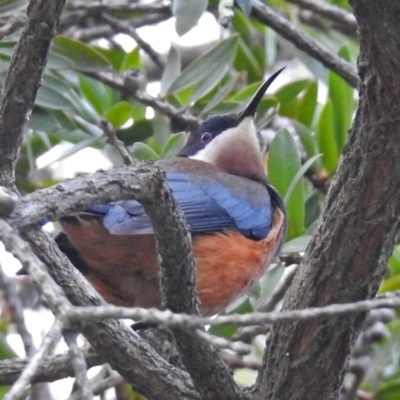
(79, 75, 113, 115)
(329, 44, 354, 152)
(235, 0, 252, 15)
(167, 36, 238, 95)
(201, 73, 238, 114)
(53, 36, 110, 72)
(160, 47, 181, 97)
(160, 132, 187, 158)
(105, 101, 134, 128)
(282, 235, 312, 254)
(131, 142, 159, 160)
(317, 99, 339, 174)
(296, 80, 318, 127)
(173, 0, 208, 36)
(284, 154, 322, 204)
(268, 129, 305, 239)
(36, 85, 73, 110)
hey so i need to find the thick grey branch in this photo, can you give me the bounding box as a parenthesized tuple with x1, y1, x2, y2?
(25, 229, 200, 400)
(8, 162, 166, 229)
(0, 0, 66, 187)
(0, 347, 101, 386)
(255, 1, 400, 399)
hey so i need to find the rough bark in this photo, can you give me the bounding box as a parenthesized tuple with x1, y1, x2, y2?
(0, 0, 66, 187)
(255, 1, 400, 399)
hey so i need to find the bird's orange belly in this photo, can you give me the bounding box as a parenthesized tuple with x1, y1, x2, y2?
(61, 211, 284, 316)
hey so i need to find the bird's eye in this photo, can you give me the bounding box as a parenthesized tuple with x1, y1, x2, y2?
(201, 132, 213, 144)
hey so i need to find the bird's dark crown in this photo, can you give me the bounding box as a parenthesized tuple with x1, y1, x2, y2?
(178, 68, 284, 159)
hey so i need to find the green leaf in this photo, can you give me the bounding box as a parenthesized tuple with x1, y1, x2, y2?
(234, 38, 263, 82)
(79, 75, 113, 115)
(42, 74, 73, 95)
(268, 129, 305, 239)
(95, 47, 126, 71)
(173, 0, 208, 36)
(282, 235, 312, 254)
(131, 142, 159, 160)
(275, 79, 311, 103)
(117, 120, 154, 145)
(53, 36, 110, 72)
(317, 99, 339, 174)
(48, 110, 77, 131)
(28, 109, 61, 132)
(160, 132, 187, 158)
(105, 101, 134, 128)
(189, 61, 231, 104)
(47, 53, 73, 70)
(160, 46, 181, 97)
(235, 0, 252, 15)
(0, 0, 26, 16)
(379, 276, 400, 294)
(284, 154, 322, 204)
(0, 335, 15, 359)
(230, 81, 263, 102)
(36, 85, 73, 110)
(167, 36, 238, 95)
(328, 44, 354, 152)
(120, 47, 141, 71)
(296, 80, 318, 127)
(292, 121, 319, 161)
(201, 73, 238, 114)
(251, 263, 285, 310)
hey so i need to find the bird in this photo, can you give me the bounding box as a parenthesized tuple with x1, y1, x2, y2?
(57, 69, 287, 317)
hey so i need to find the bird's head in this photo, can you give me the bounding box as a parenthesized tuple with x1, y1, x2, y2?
(178, 68, 284, 181)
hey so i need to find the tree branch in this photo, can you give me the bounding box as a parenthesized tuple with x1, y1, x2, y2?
(255, 1, 400, 399)
(25, 229, 201, 400)
(0, 346, 101, 386)
(4, 320, 63, 400)
(251, 0, 359, 88)
(100, 13, 165, 69)
(0, 0, 66, 187)
(8, 160, 243, 399)
(287, 0, 357, 36)
(86, 71, 200, 131)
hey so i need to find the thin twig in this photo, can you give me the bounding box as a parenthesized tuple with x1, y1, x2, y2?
(259, 264, 299, 312)
(0, 15, 27, 39)
(65, 2, 170, 14)
(250, 0, 359, 88)
(100, 120, 133, 166)
(223, 354, 261, 371)
(64, 332, 93, 400)
(60, 291, 400, 329)
(287, 0, 357, 35)
(196, 330, 251, 356)
(69, 373, 125, 400)
(0, 264, 35, 357)
(3, 320, 63, 400)
(86, 71, 200, 130)
(0, 220, 70, 316)
(100, 13, 164, 69)
(231, 325, 271, 343)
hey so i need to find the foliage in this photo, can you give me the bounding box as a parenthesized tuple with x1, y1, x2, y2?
(0, 0, 398, 399)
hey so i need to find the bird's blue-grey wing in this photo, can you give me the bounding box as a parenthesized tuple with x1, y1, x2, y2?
(89, 171, 272, 240)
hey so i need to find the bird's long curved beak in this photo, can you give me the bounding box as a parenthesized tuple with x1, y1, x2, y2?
(236, 67, 285, 123)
